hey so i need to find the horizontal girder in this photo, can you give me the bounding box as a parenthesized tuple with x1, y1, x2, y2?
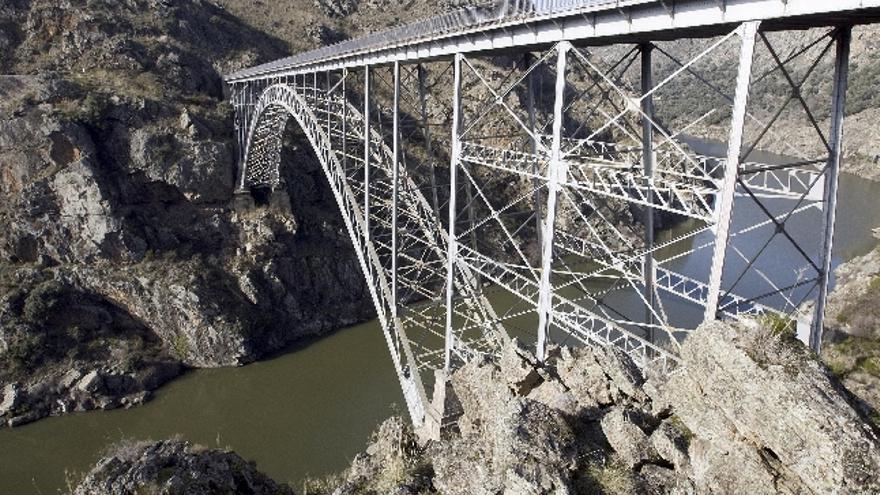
(225, 0, 880, 82)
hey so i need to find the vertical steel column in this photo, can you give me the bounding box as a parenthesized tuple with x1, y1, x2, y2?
(704, 21, 759, 323)
(326, 70, 331, 144)
(342, 69, 347, 173)
(364, 65, 371, 238)
(234, 84, 245, 191)
(418, 64, 441, 220)
(238, 82, 251, 191)
(641, 43, 656, 341)
(536, 41, 569, 361)
(525, 53, 543, 247)
(445, 54, 464, 371)
(811, 26, 851, 353)
(392, 61, 401, 320)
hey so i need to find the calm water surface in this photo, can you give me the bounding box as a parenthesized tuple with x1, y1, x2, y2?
(0, 322, 400, 493)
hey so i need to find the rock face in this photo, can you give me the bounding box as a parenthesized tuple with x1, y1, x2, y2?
(431, 349, 577, 495)
(663, 320, 880, 493)
(0, 0, 375, 426)
(314, 0, 358, 18)
(332, 415, 434, 495)
(323, 320, 880, 494)
(816, 243, 880, 425)
(73, 439, 292, 495)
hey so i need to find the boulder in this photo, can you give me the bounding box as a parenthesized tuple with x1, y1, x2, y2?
(499, 337, 543, 395)
(432, 350, 578, 495)
(649, 420, 691, 472)
(554, 343, 648, 414)
(76, 370, 105, 394)
(687, 437, 780, 495)
(599, 406, 657, 468)
(0, 383, 22, 416)
(73, 439, 292, 495)
(666, 320, 880, 493)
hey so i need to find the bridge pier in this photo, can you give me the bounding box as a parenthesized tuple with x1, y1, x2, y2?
(536, 41, 570, 362)
(811, 26, 852, 353)
(704, 21, 760, 323)
(640, 42, 656, 343)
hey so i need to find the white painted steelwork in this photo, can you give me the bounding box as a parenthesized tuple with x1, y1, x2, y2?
(226, 0, 867, 427)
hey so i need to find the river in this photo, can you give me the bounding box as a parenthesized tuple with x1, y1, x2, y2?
(1, 157, 878, 494)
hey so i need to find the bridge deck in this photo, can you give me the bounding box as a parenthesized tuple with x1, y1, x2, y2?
(226, 0, 880, 83)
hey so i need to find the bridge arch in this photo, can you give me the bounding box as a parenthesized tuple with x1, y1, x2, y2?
(236, 81, 510, 428)
(238, 83, 429, 422)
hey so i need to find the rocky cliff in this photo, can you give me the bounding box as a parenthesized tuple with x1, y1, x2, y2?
(74, 319, 880, 494)
(817, 230, 880, 421)
(316, 320, 880, 494)
(0, 0, 377, 427)
(73, 439, 293, 495)
(3, 0, 880, 432)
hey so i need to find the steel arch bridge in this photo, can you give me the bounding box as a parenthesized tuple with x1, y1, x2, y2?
(226, 0, 880, 430)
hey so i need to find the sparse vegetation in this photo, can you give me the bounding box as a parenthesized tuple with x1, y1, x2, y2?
(666, 414, 694, 445)
(836, 274, 880, 332)
(300, 472, 345, 495)
(758, 312, 797, 338)
(742, 316, 807, 376)
(171, 333, 190, 360)
(824, 336, 880, 380)
(22, 279, 64, 323)
(577, 459, 637, 495)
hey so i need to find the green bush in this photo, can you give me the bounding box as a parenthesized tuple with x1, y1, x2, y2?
(171, 333, 190, 360)
(21, 280, 65, 323)
(757, 312, 796, 338)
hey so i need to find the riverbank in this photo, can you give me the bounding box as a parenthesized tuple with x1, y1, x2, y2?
(72, 319, 880, 494)
(0, 319, 400, 494)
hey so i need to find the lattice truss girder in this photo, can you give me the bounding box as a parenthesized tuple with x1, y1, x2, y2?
(231, 64, 511, 424)
(228, 19, 852, 424)
(443, 23, 849, 369)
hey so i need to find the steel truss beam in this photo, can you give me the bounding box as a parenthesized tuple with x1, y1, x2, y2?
(227, 10, 857, 429)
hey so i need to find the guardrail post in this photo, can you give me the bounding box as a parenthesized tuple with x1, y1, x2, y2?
(704, 21, 759, 323)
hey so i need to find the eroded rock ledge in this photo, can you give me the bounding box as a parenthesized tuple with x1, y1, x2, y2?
(328, 320, 880, 495)
(73, 439, 292, 495)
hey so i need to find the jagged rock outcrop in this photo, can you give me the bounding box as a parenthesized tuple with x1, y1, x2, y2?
(661, 320, 880, 493)
(313, 0, 358, 18)
(322, 320, 880, 494)
(431, 348, 578, 495)
(0, 0, 375, 427)
(816, 238, 880, 422)
(332, 416, 434, 495)
(73, 439, 293, 495)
